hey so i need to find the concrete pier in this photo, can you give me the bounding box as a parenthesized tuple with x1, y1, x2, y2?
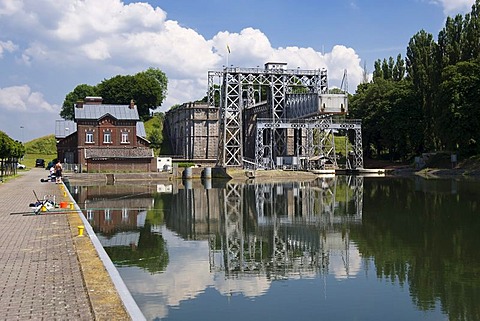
(0, 168, 142, 320)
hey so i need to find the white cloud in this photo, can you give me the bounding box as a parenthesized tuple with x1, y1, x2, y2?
(80, 39, 112, 60)
(54, 0, 167, 41)
(0, 85, 58, 113)
(0, 0, 368, 140)
(4, 0, 365, 96)
(0, 0, 24, 15)
(431, 0, 474, 15)
(0, 40, 17, 57)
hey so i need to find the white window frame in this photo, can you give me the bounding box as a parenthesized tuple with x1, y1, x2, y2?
(122, 208, 129, 221)
(104, 209, 111, 221)
(103, 131, 112, 143)
(121, 131, 129, 144)
(86, 132, 94, 143)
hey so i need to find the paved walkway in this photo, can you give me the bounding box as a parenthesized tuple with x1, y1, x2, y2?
(0, 168, 131, 320)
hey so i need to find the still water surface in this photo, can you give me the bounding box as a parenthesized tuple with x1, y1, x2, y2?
(70, 175, 480, 321)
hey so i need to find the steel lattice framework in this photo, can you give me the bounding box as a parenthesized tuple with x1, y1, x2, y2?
(255, 119, 363, 170)
(207, 63, 363, 169)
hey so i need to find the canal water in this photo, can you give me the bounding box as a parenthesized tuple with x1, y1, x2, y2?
(70, 175, 480, 321)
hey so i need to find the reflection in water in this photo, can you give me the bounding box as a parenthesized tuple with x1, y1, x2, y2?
(70, 176, 480, 321)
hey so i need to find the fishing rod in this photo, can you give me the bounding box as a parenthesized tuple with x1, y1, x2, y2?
(21, 210, 80, 216)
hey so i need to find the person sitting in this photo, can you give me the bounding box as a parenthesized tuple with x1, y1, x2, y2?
(49, 166, 55, 182)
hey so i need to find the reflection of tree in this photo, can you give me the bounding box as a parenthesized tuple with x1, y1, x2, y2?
(353, 178, 480, 321)
(105, 222, 169, 274)
(147, 193, 172, 225)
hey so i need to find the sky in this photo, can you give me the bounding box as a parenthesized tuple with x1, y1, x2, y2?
(0, 0, 475, 142)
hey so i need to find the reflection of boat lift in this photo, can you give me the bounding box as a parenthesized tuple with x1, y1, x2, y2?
(210, 177, 362, 280)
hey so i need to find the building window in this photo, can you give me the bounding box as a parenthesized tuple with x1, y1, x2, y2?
(104, 209, 111, 221)
(122, 208, 129, 222)
(121, 131, 129, 144)
(86, 132, 94, 143)
(103, 131, 112, 143)
(87, 210, 94, 221)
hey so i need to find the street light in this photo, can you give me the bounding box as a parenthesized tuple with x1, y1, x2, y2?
(20, 126, 24, 143)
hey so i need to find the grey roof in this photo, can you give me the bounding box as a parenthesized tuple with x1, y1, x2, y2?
(55, 120, 77, 138)
(136, 122, 146, 138)
(75, 104, 139, 120)
(56, 105, 146, 140)
(55, 119, 147, 139)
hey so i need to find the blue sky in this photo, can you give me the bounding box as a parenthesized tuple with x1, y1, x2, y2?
(0, 0, 474, 141)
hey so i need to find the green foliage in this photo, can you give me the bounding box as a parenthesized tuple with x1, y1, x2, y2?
(97, 68, 167, 120)
(104, 223, 169, 273)
(0, 131, 25, 177)
(354, 1, 480, 160)
(0, 131, 24, 159)
(25, 135, 57, 155)
(61, 67, 168, 120)
(177, 162, 195, 168)
(60, 84, 98, 120)
(22, 153, 57, 169)
(144, 112, 172, 156)
(436, 60, 480, 155)
(350, 77, 423, 160)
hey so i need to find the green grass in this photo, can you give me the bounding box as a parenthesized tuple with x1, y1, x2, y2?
(20, 153, 57, 169)
(13, 134, 57, 169)
(24, 135, 56, 154)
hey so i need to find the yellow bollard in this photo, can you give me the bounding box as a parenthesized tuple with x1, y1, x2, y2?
(69, 202, 74, 210)
(77, 225, 85, 236)
(63, 190, 67, 197)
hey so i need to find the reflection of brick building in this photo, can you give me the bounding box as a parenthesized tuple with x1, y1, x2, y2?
(165, 102, 218, 163)
(73, 185, 156, 235)
(56, 97, 155, 172)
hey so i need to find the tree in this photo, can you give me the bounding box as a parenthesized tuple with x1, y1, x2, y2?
(437, 15, 464, 67)
(461, 0, 480, 61)
(0, 131, 24, 177)
(350, 74, 423, 161)
(97, 69, 167, 120)
(60, 84, 98, 120)
(406, 30, 437, 150)
(436, 60, 480, 156)
(392, 54, 406, 81)
(61, 68, 168, 120)
(142, 67, 168, 102)
(97, 74, 137, 108)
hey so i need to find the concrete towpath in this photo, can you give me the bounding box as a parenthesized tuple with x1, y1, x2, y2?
(0, 168, 136, 320)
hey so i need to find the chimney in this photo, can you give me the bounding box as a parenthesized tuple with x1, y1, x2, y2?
(84, 96, 103, 105)
(130, 99, 135, 109)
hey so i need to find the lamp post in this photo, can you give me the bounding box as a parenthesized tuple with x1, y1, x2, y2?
(64, 128, 69, 164)
(20, 126, 24, 143)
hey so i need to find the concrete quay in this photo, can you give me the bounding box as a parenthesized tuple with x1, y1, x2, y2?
(0, 168, 143, 320)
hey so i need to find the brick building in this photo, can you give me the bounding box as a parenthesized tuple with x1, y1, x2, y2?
(56, 97, 155, 172)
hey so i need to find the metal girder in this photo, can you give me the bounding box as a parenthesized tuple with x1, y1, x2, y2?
(209, 66, 325, 167)
(221, 183, 244, 273)
(255, 119, 364, 170)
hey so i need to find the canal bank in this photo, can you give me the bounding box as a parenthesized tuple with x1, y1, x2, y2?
(0, 168, 144, 320)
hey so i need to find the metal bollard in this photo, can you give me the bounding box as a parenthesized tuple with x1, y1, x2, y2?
(77, 225, 84, 236)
